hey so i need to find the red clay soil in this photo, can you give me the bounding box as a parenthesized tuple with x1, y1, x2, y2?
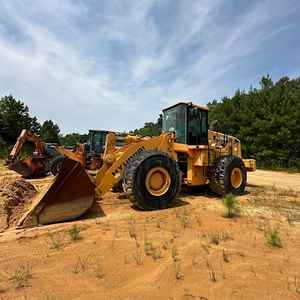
(0, 178, 37, 231)
(0, 170, 300, 299)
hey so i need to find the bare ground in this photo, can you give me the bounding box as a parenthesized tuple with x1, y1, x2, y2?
(248, 169, 300, 191)
(0, 165, 300, 300)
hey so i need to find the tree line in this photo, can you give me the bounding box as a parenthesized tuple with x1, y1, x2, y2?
(1, 74, 299, 170)
(207, 75, 300, 170)
(0, 95, 89, 150)
(0, 95, 61, 146)
(130, 75, 300, 170)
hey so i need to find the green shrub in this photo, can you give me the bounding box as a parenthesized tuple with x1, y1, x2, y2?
(69, 225, 81, 241)
(265, 228, 282, 248)
(49, 232, 61, 249)
(223, 194, 239, 218)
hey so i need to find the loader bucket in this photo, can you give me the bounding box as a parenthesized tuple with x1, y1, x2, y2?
(17, 158, 95, 228)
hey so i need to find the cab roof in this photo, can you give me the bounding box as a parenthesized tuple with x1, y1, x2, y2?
(162, 102, 209, 112)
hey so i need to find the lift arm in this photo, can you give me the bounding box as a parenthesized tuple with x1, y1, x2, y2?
(94, 132, 176, 198)
(8, 129, 45, 161)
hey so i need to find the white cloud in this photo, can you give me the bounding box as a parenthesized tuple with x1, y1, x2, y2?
(0, 0, 299, 133)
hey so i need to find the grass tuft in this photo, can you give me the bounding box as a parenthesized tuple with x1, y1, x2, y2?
(10, 263, 31, 289)
(178, 208, 191, 229)
(69, 225, 81, 241)
(265, 228, 282, 248)
(48, 232, 61, 250)
(222, 194, 240, 218)
(144, 239, 154, 256)
(171, 246, 180, 262)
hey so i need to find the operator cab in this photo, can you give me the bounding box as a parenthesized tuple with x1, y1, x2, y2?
(88, 130, 109, 154)
(162, 102, 208, 145)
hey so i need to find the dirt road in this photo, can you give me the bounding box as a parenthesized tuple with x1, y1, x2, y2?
(248, 169, 300, 191)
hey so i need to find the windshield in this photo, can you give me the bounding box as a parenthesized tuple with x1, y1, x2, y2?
(89, 131, 107, 153)
(162, 104, 187, 144)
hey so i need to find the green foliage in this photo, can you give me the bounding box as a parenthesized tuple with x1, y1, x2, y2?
(208, 75, 300, 170)
(265, 228, 282, 248)
(10, 263, 31, 289)
(178, 208, 191, 228)
(60, 133, 88, 146)
(133, 116, 162, 137)
(0, 135, 6, 147)
(171, 246, 180, 262)
(48, 232, 61, 249)
(69, 224, 81, 241)
(0, 95, 40, 143)
(222, 194, 239, 218)
(40, 120, 60, 143)
(0, 137, 10, 159)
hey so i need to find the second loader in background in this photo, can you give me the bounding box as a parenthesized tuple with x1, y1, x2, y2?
(6, 129, 65, 178)
(7, 129, 117, 178)
(17, 101, 256, 228)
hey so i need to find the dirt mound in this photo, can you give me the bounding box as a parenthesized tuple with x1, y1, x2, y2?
(0, 178, 37, 231)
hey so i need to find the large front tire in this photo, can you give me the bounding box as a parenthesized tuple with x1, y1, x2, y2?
(123, 151, 181, 210)
(209, 156, 247, 195)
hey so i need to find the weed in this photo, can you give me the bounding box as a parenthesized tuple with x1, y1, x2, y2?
(203, 231, 232, 246)
(10, 263, 31, 289)
(179, 208, 191, 229)
(222, 194, 239, 218)
(143, 238, 162, 260)
(48, 232, 61, 250)
(69, 225, 81, 241)
(171, 246, 180, 262)
(265, 228, 282, 248)
(144, 239, 154, 256)
(152, 246, 162, 261)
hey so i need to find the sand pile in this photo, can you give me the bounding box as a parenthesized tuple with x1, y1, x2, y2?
(0, 178, 37, 231)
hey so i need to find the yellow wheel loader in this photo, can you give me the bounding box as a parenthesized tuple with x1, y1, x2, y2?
(17, 102, 256, 228)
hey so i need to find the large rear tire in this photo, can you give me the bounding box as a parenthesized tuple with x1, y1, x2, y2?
(123, 151, 181, 210)
(209, 156, 247, 195)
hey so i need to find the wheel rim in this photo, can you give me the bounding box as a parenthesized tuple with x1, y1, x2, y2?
(145, 167, 171, 196)
(230, 167, 243, 189)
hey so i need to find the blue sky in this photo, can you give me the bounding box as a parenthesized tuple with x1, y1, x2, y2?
(0, 0, 299, 133)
